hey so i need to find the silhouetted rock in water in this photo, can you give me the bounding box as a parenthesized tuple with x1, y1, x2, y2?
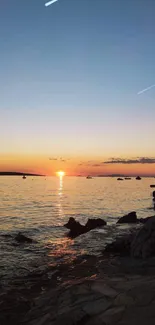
(117, 178, 123, 181)
(136, 176, 141, 180)
(124, 177, 131, 180)
(153, 191, 155, 198)
(15, 232, 33, 244)
(85, 218, 106, 229)
(64, 217, 106, 238)
(131, 216, 155, 258)
(64, 218, 86, 238)
(117, 211, 138, 224)
(150, 185, 155, 188)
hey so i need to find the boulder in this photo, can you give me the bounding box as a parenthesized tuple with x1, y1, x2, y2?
(117, 178, 123, 181)
(85, 218, 106, 230)
(124, 177, 131, 180)
(104, 232, 136, 256)
(64, 217, 106, 238)
(136, 176, 141, 180)
(150, 185, 155, 188)
(139, 217, 153, 224)
(15, 232, 33, 244)
(64, 218, 86, 238)
(131, 216, 155, 258)
(117, 211, 138, 224)
(153, 191, 155, 198)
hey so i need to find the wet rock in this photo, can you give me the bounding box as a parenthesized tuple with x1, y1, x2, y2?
(136, 176, 141, 180)
(15, 233, 33, 244)
(64, 217, 106, 239)
(104, 233, 135, 256)
(117, 211, 138, 224)
(131, 216, 155, 258)
(124, 177, 131, 180)
(153, 191, 155, 198)
(85, 218, 106, 229)
(64, 218, 86, 238)
(139, 217, 153, 224)
(117, 178, 123, 181)
(150, 185, 155, 188)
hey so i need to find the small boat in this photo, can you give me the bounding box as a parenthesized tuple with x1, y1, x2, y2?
(86, 175, 93, 179)
(22, 175, 26, 179)
(136, 176, 141, 180)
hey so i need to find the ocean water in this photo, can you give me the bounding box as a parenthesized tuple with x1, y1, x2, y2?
(0, 176, 155, 283)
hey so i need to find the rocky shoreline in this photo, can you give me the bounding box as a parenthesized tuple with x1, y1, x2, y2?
(2, 213, 155, 324)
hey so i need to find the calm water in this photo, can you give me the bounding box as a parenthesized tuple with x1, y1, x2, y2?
(0, 176, 155, 282)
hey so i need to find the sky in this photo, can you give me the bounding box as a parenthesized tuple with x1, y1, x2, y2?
(0, 0, 155, 176)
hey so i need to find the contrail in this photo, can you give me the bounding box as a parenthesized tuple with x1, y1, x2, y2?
(137, 84, 155, 95)
(45, 0, 58, 7)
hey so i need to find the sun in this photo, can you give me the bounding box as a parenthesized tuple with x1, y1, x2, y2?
(56, 171, 65, 177)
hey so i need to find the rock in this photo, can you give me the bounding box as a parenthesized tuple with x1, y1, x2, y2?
(104, 233, 135, 256)
(64, 217, 106, 239)
(136, 176, 141, 180)
(64, 218, 86, 238)
(117, 211, 138, 224)
(153, 191, 155, 198)
(131, 216, 155, 258)
(85, 218, 106, 229)
(139, 217, 153, 224)
(117, 178, 123, 181)
(150, 185, 155, 188)
(124, 177, 131, 180)
(15, 232, 33, 244)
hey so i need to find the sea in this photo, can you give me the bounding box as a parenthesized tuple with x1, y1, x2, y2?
(0, 176, 155, 285)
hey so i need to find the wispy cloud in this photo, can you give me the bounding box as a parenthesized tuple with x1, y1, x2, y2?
(49, 157, 70, 163)
(104, 157, 155, 164)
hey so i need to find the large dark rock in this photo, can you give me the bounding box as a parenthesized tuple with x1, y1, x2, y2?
(64, 217, 106, 238)
(117, 178, 123, 181)
(139, 217, 153, 224)
(85, 218, 106, 229)
(15, 232, 33, 244)
(117, 211, 138, 224)
(131, 216, 155, 258)
(104, 232, 136, 256)
(64, 218, 86, 238)
(150, 185, 155, 188)
(153, 191, 155, 198)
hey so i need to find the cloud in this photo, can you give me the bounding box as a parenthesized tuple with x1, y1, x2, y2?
(104, 157, 155, 164)
(49, 157, 70, 162)
(78, 161, 107, 167)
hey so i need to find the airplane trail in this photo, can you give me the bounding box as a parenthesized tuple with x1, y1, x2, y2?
(137, 84, 155, 95)
(45, 0, 58, 7)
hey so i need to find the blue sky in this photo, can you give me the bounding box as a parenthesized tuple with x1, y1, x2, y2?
(0, 0, 155, 161)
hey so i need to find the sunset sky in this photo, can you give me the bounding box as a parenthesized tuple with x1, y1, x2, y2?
(0, 0, 155, 176)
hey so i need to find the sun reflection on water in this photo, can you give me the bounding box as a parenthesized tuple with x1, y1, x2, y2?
(57, 175, 64, 217)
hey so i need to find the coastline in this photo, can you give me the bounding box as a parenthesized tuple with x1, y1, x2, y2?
(2, 248, 155, 325)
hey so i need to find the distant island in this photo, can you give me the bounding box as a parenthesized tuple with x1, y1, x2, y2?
(0, 172, 44, 176)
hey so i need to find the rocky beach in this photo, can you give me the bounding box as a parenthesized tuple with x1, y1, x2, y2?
(2, 211, 155, 325)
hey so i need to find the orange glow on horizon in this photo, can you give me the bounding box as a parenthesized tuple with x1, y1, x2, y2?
(56, 171, 65, 177)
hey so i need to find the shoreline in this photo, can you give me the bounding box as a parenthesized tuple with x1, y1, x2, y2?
(2, 249, 155, 325)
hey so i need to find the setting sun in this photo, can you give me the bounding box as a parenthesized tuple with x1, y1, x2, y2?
(56, 171, 65, 177)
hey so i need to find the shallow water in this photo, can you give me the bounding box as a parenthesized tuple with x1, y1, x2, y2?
(0, 176, 155, 282)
